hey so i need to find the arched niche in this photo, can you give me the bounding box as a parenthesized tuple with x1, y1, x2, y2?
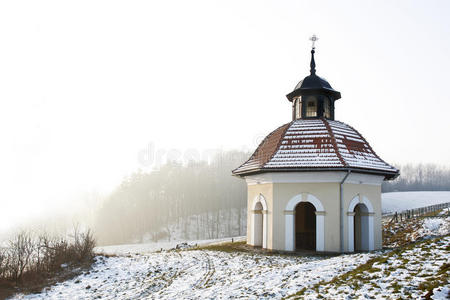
(347, 194, 374, 252)
(250, 194, 268, 248)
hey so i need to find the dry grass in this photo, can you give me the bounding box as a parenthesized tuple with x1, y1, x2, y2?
(383, 218, 424, 248)
(194, 241, 338, 260)
(193, 241, 258, 253)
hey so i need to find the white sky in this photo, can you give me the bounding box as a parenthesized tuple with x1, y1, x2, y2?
(1, 0, 449, 230)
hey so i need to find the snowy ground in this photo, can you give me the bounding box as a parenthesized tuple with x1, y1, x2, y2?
(9, 204, 450, 299)
(11, 249, 375, 300)
(298, 236, 450, 299)
(382, 191, 450, 214)
(11, 221, 450, 300)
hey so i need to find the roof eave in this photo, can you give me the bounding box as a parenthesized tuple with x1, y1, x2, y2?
(233, 167, 399, 181)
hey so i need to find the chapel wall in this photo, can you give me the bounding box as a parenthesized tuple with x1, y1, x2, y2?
(271, 182, 340, 252)
(342, 183, 382, 251)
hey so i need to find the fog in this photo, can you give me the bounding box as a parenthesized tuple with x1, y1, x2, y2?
(2, 147, 450, 246)
(0, 150, 248, 244)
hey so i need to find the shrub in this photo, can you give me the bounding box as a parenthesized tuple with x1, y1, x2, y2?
(0, 228, 96, 284)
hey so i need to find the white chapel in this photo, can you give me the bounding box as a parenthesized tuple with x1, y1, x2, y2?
(232, 37, 399, 253)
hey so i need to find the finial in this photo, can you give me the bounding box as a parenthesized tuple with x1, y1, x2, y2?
(309, 35, 318, 75)
(309, 34, 318, 49)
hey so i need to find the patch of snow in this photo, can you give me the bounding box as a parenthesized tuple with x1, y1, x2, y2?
(422, 217, 450, 236)
(438, 208, 449, 216)
(424, 218, 443, 232)
(433, 285, 450, 299)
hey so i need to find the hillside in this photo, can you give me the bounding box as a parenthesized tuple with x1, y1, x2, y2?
(382, 191, 450, 214)
(10, 213, 450, 299)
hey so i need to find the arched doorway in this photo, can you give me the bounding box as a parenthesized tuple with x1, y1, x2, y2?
(353, 203, 370, 251)
(253, 202, 264, 247)
(295, 202, 316, 250)
(285, 193, 325, 252)
(347, 195, 374, 252)
(251, 194, 267, 248)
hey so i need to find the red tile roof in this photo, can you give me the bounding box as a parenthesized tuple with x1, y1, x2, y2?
(232, 118, 398, 180)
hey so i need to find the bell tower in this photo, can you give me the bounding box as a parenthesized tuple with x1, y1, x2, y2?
(286, 35, 341, 121)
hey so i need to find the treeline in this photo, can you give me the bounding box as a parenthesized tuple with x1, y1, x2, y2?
(94, 151, 250, 246)
(382, 164, 450, 192)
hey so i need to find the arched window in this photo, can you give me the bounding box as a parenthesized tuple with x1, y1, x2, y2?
(295, 97, 302, 119)
(305, 97, 317, 117)
(323, 97, 331, 118)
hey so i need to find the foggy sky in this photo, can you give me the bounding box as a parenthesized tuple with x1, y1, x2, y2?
(1, 0, 450, 230)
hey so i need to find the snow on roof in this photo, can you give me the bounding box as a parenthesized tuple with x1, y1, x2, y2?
(232, 118, 398, 179)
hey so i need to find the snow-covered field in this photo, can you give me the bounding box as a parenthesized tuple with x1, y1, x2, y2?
(382, 191, 450, 214)
(10, 213, 450, 300)
(8, 193, 450, 300)
(11, 248, 375, 299)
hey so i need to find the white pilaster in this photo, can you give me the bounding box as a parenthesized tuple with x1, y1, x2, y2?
(315, 212, 325, 252)
(368, 214, 374, 251)
(262, 210, 268, 249)
(347, 212, 355, 252)
(284, 212, 295, 251)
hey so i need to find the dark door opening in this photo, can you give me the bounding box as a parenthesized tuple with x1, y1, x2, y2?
(295, 202, 316, 250)
(354, 203, 369, 251)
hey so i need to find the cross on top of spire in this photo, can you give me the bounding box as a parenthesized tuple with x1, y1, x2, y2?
(309, 35, 318, 75)
(309, 34, 318, 49)
(285, 34, 341, 103)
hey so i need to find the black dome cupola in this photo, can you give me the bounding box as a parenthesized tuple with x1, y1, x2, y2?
(286, 35, 341, 121)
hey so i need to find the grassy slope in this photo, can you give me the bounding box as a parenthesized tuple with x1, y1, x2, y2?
(285, 213, 450, 299)
(286, 235, 449, 299)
